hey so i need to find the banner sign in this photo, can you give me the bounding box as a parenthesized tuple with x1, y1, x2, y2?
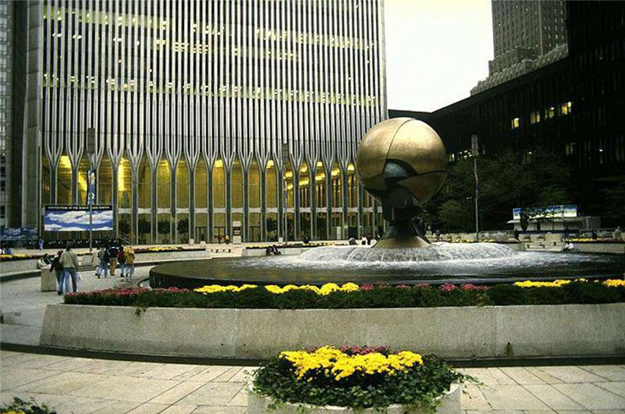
(44, 205, 113, 232)
(86, 168, 96, 206)
(513, 205, 577, 220)
(0, 228, 38, 241)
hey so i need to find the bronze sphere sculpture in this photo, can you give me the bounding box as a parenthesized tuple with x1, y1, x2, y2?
(356, 118, 448, 248)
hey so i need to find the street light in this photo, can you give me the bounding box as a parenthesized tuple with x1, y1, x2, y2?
(471, 134, 479, 242)
(281, 143, 290, 244)
(86, 128, 96, 253)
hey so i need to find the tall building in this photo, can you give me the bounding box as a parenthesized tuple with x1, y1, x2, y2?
(472, 0, 568, 94)
(11, 0, 388, 244)
(0, 0, 11, 228)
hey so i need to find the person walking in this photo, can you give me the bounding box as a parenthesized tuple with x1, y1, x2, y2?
(95, 247, 109, 278)
(60, 245, 79, 294)
(38, 237, 44, 252)
(107, 244, 118, 276)
(51, 250, 64, 295)
(124, 245, 135, 279)
(613, 226, 623, 242)
(117, 247, 126, 278)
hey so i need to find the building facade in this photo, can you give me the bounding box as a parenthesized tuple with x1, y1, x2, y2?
(27, 0, 388, 244)
(392, 0, 625, 225)
(0, 0, 12, 228)
(473, 0, 568, 94)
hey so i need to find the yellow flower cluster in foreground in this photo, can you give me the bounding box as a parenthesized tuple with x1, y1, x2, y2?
(194, 284, 258, 294)
(514, 280, 572, 288)
(194, 283, 359, 295)
(514, 279, 624, 288)
(280, 346, 423, 381)
(265, 283, 359, 295)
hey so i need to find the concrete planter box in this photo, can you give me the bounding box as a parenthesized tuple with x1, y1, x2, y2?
(0, 259, 40, 274)
(40, 303, 625, 359)
(247, 383, 461, 414)
(575, 243, 625, 254)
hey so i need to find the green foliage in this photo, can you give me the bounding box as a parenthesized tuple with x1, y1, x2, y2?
(429, 149, 574, 232)
(602, 183, 625, 225)
(157, 220, 170, 235)
(252, 354, 465, 411)
(0, 397, 56, 414)
(177, 218, 189, 235)
(138, 219, 151, 235)
(63, 282, 625, 309)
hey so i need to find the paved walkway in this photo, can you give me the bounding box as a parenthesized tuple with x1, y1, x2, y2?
(2, 257, 625, 413)
(2, 350, 625, 414)
(0, 265, 154, 346)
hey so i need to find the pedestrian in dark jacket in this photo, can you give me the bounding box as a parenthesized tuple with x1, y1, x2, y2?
(51, 250, 64, 295)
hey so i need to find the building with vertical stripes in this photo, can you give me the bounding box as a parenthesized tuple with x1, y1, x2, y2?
(14, 0, 388, 244)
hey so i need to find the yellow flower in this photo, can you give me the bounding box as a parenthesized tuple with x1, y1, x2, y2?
(194, 284, 257, 294)
(514, 280, 571, 288)
(279, 347, 423, 381)
(603, 279, 625, 287)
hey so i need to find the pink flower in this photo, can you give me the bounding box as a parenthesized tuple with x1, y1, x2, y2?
(395, 284, 411, 289)
(360, 284, 375, 291)
(415, 283, 431, 289)
(440, 283, 457, 292)
(460, 284, 489, 291)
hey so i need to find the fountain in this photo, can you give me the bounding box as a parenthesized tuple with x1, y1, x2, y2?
(149, 119, 625, 289)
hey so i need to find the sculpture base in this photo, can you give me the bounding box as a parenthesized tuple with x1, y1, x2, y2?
(374, 235, 430, 249)
(374, 221, 430, 249)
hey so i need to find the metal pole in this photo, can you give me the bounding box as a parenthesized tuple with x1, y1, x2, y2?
(284, 177, 288, 244)
(89, 203, 93, 253)
(474, 156, 479, 242)
(471, 134, 479, 242)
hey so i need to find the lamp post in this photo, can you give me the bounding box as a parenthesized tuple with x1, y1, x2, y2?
(471, 135, 479, 242)
(87, 128, 96, 253)
(281, 143, 290, 244)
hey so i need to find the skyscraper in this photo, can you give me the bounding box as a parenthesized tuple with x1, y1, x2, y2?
(12, 0, 388, 244)
(472, 0, 567, 94)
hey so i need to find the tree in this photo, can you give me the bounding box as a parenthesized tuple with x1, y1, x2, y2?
(138, 219, 151, 235)
(157, 220, 170, 235)
(428, 148, 575, 231)
(603, 183, 625, 226)
(438, 200, 473, 233)
(177, 218, 189, 235)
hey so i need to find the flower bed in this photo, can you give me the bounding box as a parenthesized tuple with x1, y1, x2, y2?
(566, 238, 624, 243)
(63, 280, 625, 309)
(250, 346, 464, 413)
(245, 242, 331, 249)
(0, 253, 38, 262)
(134, 246, 189, 254)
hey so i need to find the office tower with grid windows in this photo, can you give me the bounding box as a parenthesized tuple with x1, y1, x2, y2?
(18, 0, 388, 244)
(472, 0, 567, 94)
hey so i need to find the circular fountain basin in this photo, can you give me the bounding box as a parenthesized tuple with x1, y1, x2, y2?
(149, 243, 625, 289)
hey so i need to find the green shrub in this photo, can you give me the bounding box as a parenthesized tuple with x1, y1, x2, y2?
(63, 282, 625, 310)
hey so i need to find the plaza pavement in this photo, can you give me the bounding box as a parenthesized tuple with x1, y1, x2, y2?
(2, 350, 625, 414)
(1, 259, 625, 413)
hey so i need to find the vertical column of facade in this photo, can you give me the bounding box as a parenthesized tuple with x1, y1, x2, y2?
(22, 1, 43, 229)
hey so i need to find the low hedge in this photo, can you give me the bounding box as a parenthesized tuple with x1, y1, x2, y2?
(64, 281, 625, 309)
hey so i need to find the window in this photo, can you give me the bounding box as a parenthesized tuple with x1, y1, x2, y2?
(530, 111, 541, 124)
(560, 101, 572, 115)
(511, 117, 520, 129)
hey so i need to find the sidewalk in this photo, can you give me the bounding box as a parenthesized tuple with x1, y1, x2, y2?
(2, 349, 625, 414)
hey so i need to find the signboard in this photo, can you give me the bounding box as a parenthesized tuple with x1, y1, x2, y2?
(86, 168, 96, 205)
(512, 205, 577, 220)
(44, 205, 113, 232)
(232, 220, 242, 244)
(471, 135, 479, 156)
(0, 228, 38, 241)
